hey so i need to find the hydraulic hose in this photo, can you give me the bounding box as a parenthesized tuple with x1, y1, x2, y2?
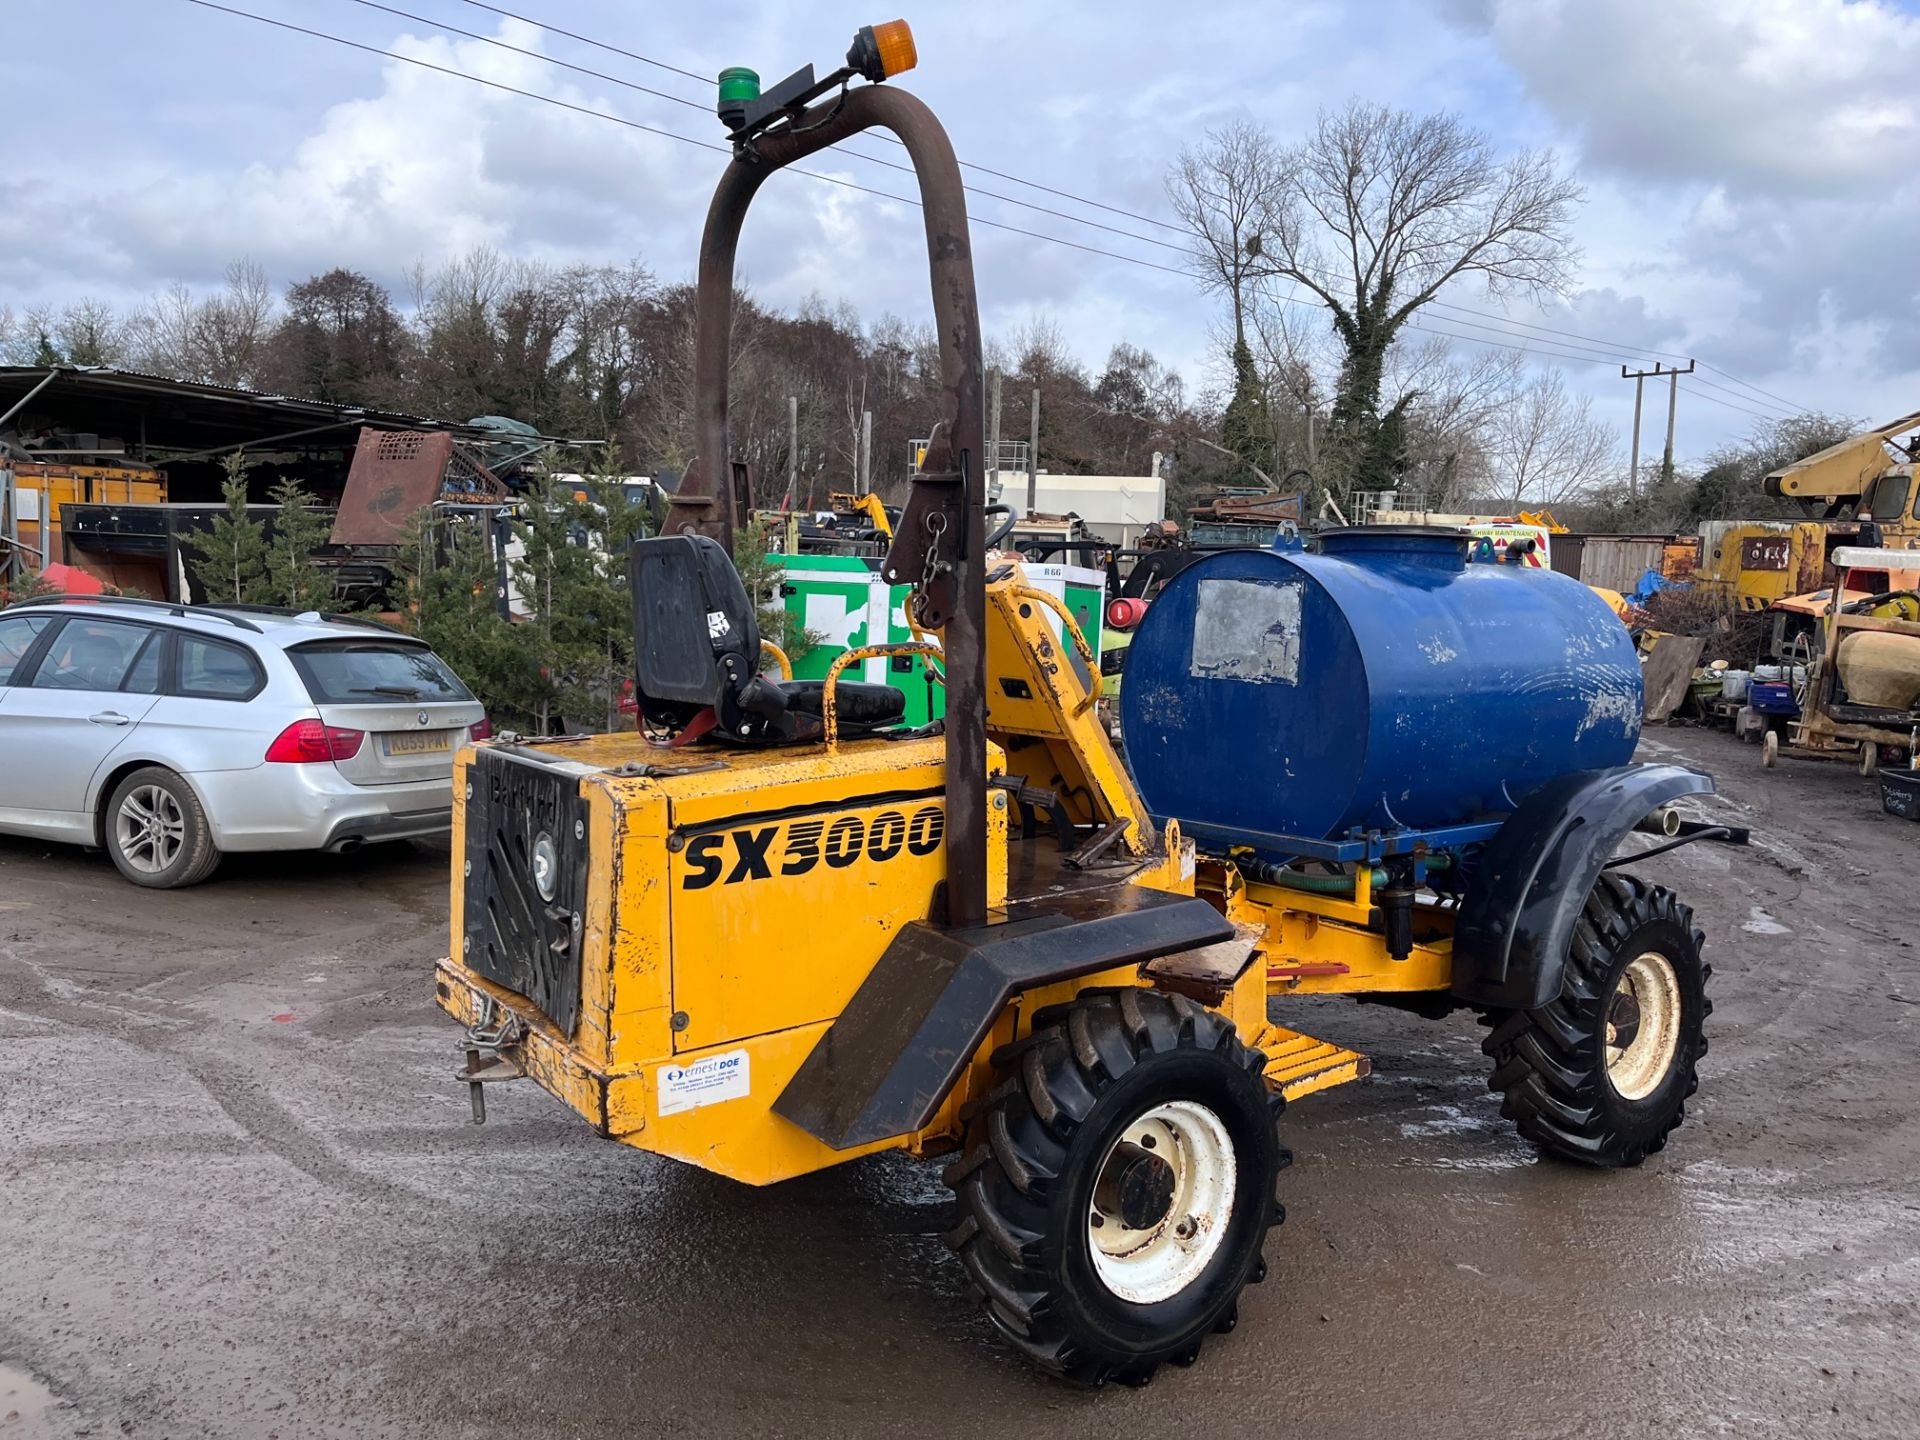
(1245, 853, 1453, 895)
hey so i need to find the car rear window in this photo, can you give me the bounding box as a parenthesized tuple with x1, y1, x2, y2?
(178, 635, 262, 700)
(288, 640, 474, 704)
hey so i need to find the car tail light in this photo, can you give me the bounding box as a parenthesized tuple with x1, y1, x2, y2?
(265, 718, 365, 763)
(471, 716, 493, 741)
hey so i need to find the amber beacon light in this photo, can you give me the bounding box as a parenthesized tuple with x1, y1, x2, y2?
(849, 19, 917, 82)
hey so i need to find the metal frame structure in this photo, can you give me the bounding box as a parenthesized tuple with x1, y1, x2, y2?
(664, 82, 990, 928)
(1771, 545, 1920, 769)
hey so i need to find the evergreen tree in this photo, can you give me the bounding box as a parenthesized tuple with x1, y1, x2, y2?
(259, 477, 335, 611)
(1218, 336, 1277, 485)
(733, 517, 817, 663)
(510, 450, 654, 732)
(393, 509, 545, 731)
(188, 453, 269, 604)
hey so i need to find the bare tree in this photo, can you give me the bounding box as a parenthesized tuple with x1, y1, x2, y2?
(1166, 122, 1289, 353)
(128, 259, 276, 386)
(53, 299, 130, 366)
(1247, 294, 1338, 478)
(0, 299, 130, 367)
(1485, 367, 1617, 509)
(1179, 103, 1581, 495)
(1385, 338, 1524, 508)
(1166, 121, 1291, 481)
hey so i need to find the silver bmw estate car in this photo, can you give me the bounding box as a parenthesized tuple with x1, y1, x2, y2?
(0, 596, 487, 887)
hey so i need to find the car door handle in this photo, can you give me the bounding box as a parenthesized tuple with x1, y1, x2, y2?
(88, 711, 132, 727)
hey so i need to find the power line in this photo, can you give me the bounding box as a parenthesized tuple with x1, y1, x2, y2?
(458, 0, 1182, 230)
(403, 1, 1812, 416)
(460, 0, 708, 84)
(178, 1, 1198, 276)
(1696, 360, 1807, 414)
(458, 0, 1811, 418)
(1409, 310, 1644, 368)
(346, 0, 1189, 255)
(1679, 384, 1784, 424)
(1405, 322, 1658, 376)
(348, 0, 710, 114)
(1686, 372, 1795, 418)
(180, 0, 1804, 436)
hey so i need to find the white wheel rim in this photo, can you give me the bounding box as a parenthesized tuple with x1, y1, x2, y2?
(116, 785, 185, 874)
(1605, 952, 1682, 1101)
(1087, 1099, 1236, 1304)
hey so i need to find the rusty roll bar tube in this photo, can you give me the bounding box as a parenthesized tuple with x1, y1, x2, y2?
(665, 85, 990, 930)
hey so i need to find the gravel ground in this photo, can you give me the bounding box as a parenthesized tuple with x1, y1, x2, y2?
(2, 725, 1916, 1439)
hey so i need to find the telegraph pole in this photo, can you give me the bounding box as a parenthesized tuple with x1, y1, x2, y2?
(786, 395, 798, 508)
(1026, 386, 1040, 517)
(858, 410, 872, 495)
(1662, 361, 1692, 484)
(987, 369, 1003, 497)
(1621, 361, 1694, 495)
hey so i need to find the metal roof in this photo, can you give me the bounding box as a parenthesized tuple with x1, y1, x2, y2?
(0, 365, 573, 461)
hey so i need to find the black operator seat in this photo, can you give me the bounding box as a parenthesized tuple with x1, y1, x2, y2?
(627, 534, 907, 743)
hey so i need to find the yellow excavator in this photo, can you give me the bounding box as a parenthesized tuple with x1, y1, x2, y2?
(1764, 410, 1920, 523)
(1696, 412, 1919, 613)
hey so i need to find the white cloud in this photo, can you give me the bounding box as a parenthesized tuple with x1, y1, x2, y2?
(1477, 0, 1920, 194)
(1448, 0, 1920, 444)
(7, 0, 1917, 463)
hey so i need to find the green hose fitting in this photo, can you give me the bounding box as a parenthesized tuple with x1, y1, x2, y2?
(1264, 866, 1388, 894)
(1254, 852, 1452, 896)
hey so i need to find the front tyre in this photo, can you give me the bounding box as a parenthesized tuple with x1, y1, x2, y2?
(1482, 873, 1709, 1167)
(945, 988, 1285, 1387)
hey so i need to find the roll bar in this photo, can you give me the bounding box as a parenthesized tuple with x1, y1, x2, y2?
(664, 69, 990, 928)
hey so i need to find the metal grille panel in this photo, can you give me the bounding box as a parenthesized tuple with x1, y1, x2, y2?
(461, 748, 588, 1036)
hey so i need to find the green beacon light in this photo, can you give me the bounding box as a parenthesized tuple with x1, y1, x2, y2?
(717, 67, 761, 131)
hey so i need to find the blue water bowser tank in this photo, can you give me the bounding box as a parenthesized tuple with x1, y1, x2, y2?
(1119, 528, 1643, 844)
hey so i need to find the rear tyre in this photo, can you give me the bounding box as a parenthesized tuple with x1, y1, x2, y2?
(104, 767, 221, 889)
(1482, 873, 1708, 1167)
(945, 988, 1284, 1387)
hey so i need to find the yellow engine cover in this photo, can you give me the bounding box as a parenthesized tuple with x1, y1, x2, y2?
(654, 739, 992, 1051)
(441, 731, 1007, 1185)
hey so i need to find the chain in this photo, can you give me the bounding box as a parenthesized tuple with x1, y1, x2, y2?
(912, 510, 951, 618)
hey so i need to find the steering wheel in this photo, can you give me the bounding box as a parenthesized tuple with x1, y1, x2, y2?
(1786, 629, 1819, 712)
(984, 504, 1017, 549)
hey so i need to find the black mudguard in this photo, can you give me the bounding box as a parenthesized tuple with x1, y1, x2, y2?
(1451, 764, 1714, 1011)
(774, 887, 1233, 1151)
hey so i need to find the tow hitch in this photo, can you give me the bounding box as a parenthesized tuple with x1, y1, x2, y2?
(458, 1003, 527, 1124)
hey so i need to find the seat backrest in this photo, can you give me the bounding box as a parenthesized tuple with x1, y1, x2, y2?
(628, 534, 760, 708)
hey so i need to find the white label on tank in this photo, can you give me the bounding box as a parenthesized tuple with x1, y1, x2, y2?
(706, 609, 731, 641)
(657, 1048, 751, 1117)
(1191, 578, 1302, 684)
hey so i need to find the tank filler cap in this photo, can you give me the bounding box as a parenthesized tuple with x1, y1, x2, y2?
(1317, 525, 1469, 572)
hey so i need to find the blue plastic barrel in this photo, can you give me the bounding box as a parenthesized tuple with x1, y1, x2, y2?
(1119, 528, 1642, 843)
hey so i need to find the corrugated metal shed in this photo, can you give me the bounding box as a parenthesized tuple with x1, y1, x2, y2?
(0, 365, 573, 462)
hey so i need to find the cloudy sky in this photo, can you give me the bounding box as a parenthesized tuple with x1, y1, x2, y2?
(8, 0, 1919, 464)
